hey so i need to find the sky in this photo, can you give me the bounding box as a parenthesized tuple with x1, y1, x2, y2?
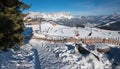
(22, 0, 120, 16)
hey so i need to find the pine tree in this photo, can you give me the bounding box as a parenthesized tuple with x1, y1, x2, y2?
(0, 0, 30, 51)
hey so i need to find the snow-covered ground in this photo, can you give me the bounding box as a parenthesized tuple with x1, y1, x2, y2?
(29, 39, 107, 69)
(1, 39, 120, 69)
(0, 44, 35, 69)
(0, 21, 120, 69)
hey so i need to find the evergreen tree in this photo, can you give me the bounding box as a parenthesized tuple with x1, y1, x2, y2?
(0, 0, 30, 51)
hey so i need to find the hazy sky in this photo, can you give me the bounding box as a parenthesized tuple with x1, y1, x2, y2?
(23, 0, 120, 16)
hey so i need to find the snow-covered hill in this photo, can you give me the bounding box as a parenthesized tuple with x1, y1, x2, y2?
(0, 20, 120, 69)
(97, 21, 120, 30)
(28, 21, 120, 39)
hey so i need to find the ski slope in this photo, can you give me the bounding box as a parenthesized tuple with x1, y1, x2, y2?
(27, 21, 120, 39)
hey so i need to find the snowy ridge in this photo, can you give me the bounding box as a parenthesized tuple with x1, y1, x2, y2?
(24, 12, 120, 28)
(24, 12, 73, 21)
(97, 20, 120, 30)
(104, 21, 117, 26)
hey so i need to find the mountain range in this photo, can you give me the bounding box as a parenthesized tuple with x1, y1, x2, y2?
(24, 12, 120, 31)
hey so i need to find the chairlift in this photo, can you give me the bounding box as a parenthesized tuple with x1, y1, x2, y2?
(76, 34, 80, 37)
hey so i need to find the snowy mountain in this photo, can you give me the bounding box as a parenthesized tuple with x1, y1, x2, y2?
(24, 12, 73, 21)
(24, 12, 100, 27)
(24, 12, 120, 28)
(97, 21, 120, 30)
(99, 13, 120, 22)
